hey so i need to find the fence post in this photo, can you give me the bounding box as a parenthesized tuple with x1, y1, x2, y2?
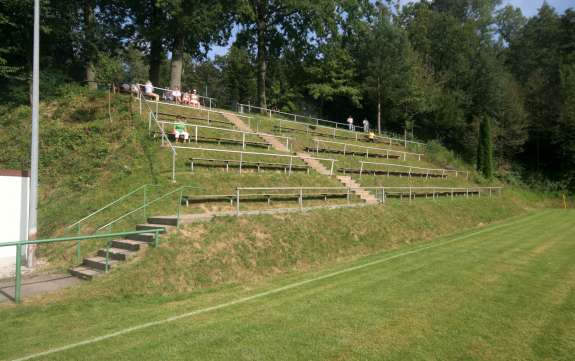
(242, 132, 246, 149)
(15, 243, 22, 303)
(330, 160, 335, 176)
(489, 188, 492, 198)
(105, 240, 110, 273)
(288, 156, 293, 176)
(236, 189, 240, 215)
(154, 230, 160, 247)
(451, 189, 454, 200)
(359, 162, 364, 178)
(409, 187, 412, 204)
(172, 152, 176, 183)
(143, 186, 148, 220)
(177, 189, 183, 229)
(347, 187, 350, 204)
(299, 188, 303, 209)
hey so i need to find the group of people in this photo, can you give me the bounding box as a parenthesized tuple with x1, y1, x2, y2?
(123, 81, 202, 108)
(346, 115, 376, 141)
(165, 87, 201, 108)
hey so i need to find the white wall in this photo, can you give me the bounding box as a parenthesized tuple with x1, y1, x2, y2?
(0, 173, 29, 278)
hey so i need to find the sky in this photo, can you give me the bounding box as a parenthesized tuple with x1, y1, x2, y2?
(207, 0, 573, 58)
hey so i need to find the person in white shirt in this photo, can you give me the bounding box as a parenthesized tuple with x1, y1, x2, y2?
(347, 115, 354, 131)
(190, 89, 200, 108)
(144, 81, 159, 101)
(172, 87, 182, 103)
(363, 118, 370, 133)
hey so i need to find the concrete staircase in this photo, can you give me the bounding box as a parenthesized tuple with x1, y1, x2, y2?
(337, 176, 379, 204)
(69, 219, 174, 281)
(222, 112, 379, 204)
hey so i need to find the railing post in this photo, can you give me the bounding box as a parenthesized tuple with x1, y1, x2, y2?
(177, 189, 183, 229)
(489, 188, 492, 198)
(154, 230, 160, 248)
(382, 187, 386, 204)
(143, 185, 148, 220)
(359, 162, 364, 178)
(409, 187, 412, 204)
(299, 188, 303, 210)
(346, 188, 350, 204)
(242, 132, 246, 149)
(288, 156, 293, 176)
(15, 243, 22, 304)
(451, 189, 454, 200)
(172, 151, 176, 183)
(105, 240, 110, 273)
(330, 160, 335, 176)
(236, 189, 240, 215)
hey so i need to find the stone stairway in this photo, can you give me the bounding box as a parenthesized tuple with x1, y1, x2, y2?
(69, 219, 174, 280)
(222, 112, 379, 204)
(337, 176, 379, 204)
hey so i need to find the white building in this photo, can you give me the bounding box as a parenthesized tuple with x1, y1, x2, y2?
(0, 170, 29, 278)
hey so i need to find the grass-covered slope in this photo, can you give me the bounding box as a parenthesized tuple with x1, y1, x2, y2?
(1, 210, 573, 361)
(0, 88, 555, 298)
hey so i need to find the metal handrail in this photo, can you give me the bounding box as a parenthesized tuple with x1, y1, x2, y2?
(3, 228, 164, 304)
(312, 138, 424, 160)
(96, 186, 199, 231)
(67, 184, 156, 233)
(176, 145, 338, 175)
(232, 185, 502, 215)
(238, 103, 426, 147)
(157, 120, 293, 150)
(359, 160, 470, 179)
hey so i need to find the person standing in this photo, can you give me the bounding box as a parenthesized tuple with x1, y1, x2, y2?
(347, 115, 354, 131)
(363, 118, 370, 133)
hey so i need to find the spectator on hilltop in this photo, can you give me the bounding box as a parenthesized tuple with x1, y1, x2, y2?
(190, 89, 200, 108)
(172, 87, 182, 103)
(182, 90, 191, 105)
(143, 80, 159, 101)
(173, 122, 189, 143)
(347, 115, 354, 131)
(363, 118, 370, 133)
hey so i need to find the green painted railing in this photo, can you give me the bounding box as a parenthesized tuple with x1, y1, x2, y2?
(1, 229, 164, 304)
(67, 184, 161, 235)
(96, 186, 199, 232)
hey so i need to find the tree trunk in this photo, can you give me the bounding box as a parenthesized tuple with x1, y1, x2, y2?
(84, 0, 97, 90)
(254, 1, 268, 111)
(148, 0, 162, 85)
(169, 30, 184, 89)
(377, 77, 382, 134)
(149, 39, 162, 85)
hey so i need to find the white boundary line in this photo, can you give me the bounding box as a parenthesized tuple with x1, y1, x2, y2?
(11, 211, 547, 361)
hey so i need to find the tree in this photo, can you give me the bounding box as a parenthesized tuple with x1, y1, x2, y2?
(236, 0, 336, 110)
(164, 0, 233, 90)
(477, 116, 494, 178)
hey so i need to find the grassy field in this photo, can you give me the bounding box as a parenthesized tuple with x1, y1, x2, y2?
(1, 209, 573, 360)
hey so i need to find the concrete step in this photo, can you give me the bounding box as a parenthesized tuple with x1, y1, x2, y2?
(147, 216, 178, 226)
(96, 247, 136, 261)
(69, 266, 104, 281)
(136, 223, 167, 233)
(83, 256, 121, 271)
(111, 239, 149, 251)
(126, 232, 156, 243)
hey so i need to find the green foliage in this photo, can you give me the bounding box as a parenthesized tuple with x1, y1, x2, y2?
(477, 116, 494, 178)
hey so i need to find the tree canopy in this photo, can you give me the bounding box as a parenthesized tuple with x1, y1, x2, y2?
(1, 0, 574, 190)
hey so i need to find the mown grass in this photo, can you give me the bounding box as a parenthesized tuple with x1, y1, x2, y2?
(0, 210, 573, 360)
